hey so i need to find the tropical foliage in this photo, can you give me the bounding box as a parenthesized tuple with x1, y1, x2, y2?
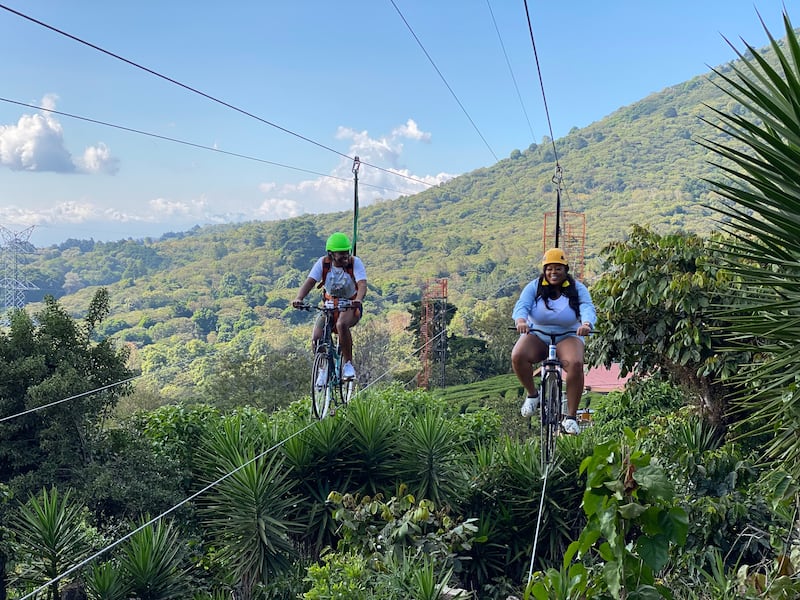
(4, 9, 800, 600)
(588, 226, 751, 426)
(698, 12, 800, 478)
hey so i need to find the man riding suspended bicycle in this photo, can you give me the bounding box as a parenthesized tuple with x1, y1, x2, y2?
(511, 248, 596, 435)
(292, 232, 367, 382)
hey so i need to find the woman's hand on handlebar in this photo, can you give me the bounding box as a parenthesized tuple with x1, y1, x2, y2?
(515, 318, 529, 334)
(577, 323, 592, 336)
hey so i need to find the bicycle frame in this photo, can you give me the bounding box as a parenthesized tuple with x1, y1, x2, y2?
(526, 328, 574, 469)
(298, 302, 355, 419)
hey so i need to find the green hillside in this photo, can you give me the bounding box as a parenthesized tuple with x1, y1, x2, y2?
(13, 38, 785, 402)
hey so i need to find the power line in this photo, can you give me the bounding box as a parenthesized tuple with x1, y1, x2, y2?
(0, 4, 435, 191)
(0, 97, 413, 196)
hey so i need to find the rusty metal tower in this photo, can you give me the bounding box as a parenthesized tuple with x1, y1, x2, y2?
(417, 278, 448, 390)
(1, 225, 39, 316)
(543, 211, 586, 281)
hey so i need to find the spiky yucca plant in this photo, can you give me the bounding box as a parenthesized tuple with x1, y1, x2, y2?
(197, 415, 302, 597)
(699, 11, 800, 473)
(119, 517, 186, 600)
(10, 487, 93, 600)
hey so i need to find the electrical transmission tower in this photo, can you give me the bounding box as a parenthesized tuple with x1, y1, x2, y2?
(1, 225, 39, 317)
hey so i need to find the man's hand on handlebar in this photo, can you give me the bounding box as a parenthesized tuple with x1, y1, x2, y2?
(292, 298, 307, 309)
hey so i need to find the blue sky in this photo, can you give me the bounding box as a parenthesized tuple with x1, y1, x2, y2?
(0, 0, 791, 247)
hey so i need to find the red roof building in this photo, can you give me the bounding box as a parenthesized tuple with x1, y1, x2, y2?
(584, 363, 632, 393)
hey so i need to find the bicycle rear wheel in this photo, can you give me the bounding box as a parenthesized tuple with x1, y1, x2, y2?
(540, 371, 562, 469)
(311, 352, 331, 419)
(341, 379, 354, 405)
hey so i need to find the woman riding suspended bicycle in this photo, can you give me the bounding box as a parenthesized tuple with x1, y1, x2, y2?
(511, 248, 596, 435)
(292, 232, 367, 381)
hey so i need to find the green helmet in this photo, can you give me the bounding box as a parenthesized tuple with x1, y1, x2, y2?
(325, 232, 351, 252)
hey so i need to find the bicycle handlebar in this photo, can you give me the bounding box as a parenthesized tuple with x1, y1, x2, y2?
(294, 301, 358, 312)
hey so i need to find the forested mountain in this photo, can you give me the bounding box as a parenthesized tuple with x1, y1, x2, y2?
(14, 40, 775, 401)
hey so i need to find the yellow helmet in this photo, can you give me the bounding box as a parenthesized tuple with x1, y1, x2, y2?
(542, 247, 568, 268)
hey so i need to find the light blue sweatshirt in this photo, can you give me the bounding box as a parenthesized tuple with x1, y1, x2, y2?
(512, 279, 597, 335)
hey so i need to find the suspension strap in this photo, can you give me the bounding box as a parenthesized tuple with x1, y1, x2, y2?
(552, 165, 563, 248)
(352, 156, 360, 256)
(527, 462, 551, 587)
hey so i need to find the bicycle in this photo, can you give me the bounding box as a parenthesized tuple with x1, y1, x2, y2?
(296, 301, 356, 419)
(522, 328, 576, 469)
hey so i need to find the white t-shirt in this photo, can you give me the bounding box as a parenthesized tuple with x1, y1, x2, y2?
(308, 256, 366, 298)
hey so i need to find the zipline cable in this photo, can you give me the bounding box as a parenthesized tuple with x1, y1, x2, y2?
(522, 0, 559, 166)
(527, 463, 550, 586)
(486, 0, 537, 143)
(0, 97, 430, 193)
(0, 5, 434, 191)
(389, 0, 500, 163)
(0, 375, 141, 422)
(389, 0, 541, 219)
(520, 1, 568, 583)
(522, 0, 565, 248)
(0, 4, 345, 159)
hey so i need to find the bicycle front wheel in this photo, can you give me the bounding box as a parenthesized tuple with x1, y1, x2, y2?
(540, 371, 562, 469)
(311, 353, 331, 419)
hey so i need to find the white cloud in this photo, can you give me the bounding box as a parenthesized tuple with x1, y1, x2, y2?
(0, 200, 123, 227)
(260, 119, 455, 216)
(255, 197, 303, 220)
(78, 143, 120, 175)
(0, 95, 119, 174)
(392, 119, 431, 142)
(0, 117, 457, 245)
(336, 126, 400, 167)
(148, 196, 209, 219)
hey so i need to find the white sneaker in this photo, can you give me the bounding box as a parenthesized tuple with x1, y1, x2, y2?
(342, 361, 356, 379)
(561, 417, 581, 435)
(315, 367, 327, 388)
(520, 395, 539, 417)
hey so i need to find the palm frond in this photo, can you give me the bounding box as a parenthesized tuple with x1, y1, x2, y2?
(703, 11, 800, 474)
